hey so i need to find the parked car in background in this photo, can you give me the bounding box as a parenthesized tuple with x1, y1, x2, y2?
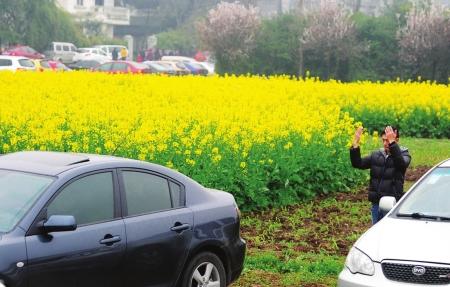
(0, 56, 35, 71)
(338, 158, 450, 287)
(161, 56, 215, 75)
(155, 61, 190, 75)
(94, 61, 151, 74)
(198, 61, 216, 75)
(73, 48, 110, 63)
(184, 62, 209, 76)
(68, 60, 102, 71)
(93, 45, 128, 60)
(161, 56, 197, 63)
(33, 59, 70, 72)
(0, 151, 245, 287)
(2, 45, 44, 59)
(44, 42, 79, 64)
(143, 61, 175, 75)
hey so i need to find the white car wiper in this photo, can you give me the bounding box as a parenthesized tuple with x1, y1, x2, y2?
(397, 212, 450, 221)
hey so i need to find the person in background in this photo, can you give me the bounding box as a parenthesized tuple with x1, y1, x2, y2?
(112, 48, 119, 61)
(350, 126, 411, 224)
(120, 47, 128, 60)
(154, 49, 161, 60)
(194, 51, 206, 62)
(136, 50, 143, 62)
(145, 48, 153, 61)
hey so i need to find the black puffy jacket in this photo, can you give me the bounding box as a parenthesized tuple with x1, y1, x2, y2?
(350, 142, 411, 204)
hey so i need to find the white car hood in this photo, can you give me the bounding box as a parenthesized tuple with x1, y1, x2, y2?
(355, 217, 450, 263)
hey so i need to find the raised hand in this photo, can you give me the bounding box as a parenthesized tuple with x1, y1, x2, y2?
(353, 126, 364, 148)
(385, 126, 396, 144)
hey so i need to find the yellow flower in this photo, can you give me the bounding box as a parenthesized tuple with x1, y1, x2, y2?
(212, 155, 222, 163)
(0, 71, 446, 180)
(283, 141, 293, 150)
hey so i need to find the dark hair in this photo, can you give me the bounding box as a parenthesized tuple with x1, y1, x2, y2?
(381, 126, 400, 138)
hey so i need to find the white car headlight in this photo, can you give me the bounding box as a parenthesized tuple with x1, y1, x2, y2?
(345, 247, 375, 276)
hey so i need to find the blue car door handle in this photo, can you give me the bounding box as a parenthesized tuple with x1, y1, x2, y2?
(99, 235, 121, 245)
(171, 223, 190, 232)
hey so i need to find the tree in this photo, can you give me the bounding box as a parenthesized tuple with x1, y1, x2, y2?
(352, 12, 400, 81)
(250, 14, 304, 76)
(0, 0, 86, 51)
(301, 0, 360, 80)
(0, 0, 27, 47)
(157, 28, 197, 54)
(197, 1, 261, 74)
(398, 2, 450, 82)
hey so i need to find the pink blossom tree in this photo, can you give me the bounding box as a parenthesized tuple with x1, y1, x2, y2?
(196, 1, 261, 74)
(398, 2, 450, 81)
(300, 0, 359, 80)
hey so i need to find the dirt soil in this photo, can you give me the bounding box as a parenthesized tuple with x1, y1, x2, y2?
(405, 166, 430, 181)
(241, 166, 430, 257)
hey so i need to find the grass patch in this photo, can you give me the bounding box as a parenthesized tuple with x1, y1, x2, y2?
(400, 137, 450, 167)
(240, 252, 343, 286)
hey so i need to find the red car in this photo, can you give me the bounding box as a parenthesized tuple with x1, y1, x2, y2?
(2, 45, 44, 59)
(94, 61, 151, 74)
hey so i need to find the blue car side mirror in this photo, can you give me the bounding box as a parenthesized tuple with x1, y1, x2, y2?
(42, 215, 77, 233)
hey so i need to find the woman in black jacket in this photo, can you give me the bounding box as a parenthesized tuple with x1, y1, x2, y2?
(350, 126, 411, 224)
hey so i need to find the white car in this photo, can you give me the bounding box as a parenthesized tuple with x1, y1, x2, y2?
(0, 56, 35, 71)
(93, 45, 128, 60)
(73, 48, 110, 63)
(338, 158, 450, 287)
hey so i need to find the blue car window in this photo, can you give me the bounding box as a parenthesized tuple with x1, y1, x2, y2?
(47, 172, 114, 225)
(0, 170, 53, 233)
(122, 171, 172, 216)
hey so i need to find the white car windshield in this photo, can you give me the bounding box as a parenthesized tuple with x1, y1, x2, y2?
(0, 170, 54, 233)
(396, 168, 450, 219)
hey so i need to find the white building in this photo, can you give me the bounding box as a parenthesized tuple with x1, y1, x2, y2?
(55, 0, 130, 38)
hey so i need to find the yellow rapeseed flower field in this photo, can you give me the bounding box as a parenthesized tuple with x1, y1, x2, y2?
(0, 72, 448, 208)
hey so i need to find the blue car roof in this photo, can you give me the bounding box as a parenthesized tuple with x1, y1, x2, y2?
(0, 151, 131, 176)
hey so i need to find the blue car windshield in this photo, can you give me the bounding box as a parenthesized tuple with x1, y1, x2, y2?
(0, 170, 54, 233)
(396, 168, 450, 218)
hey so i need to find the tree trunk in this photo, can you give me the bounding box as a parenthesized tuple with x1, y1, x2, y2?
(297, 0, 304, 15)
(325, 53, 331, 80)
(354, 0, 362, 13)
(298, 44, 304, 78)
(431, 59, 437, 81)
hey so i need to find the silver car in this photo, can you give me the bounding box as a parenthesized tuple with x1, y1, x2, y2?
(44, 42, 79, 64)
(339, 158, 450, 287)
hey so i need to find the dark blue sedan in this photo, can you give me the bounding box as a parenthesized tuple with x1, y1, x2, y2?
(0, 151, 245, 287)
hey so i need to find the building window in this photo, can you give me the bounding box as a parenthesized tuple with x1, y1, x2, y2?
(76, 0, 83, 6)
(95, 0, 104, 6)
